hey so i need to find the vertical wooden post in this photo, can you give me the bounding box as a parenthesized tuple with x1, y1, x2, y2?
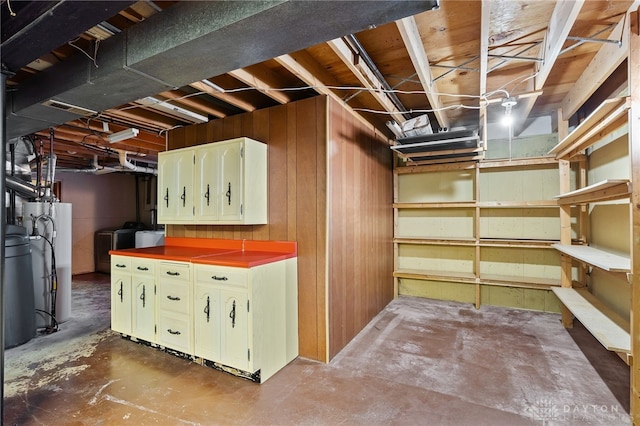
(475, 164, 481, 309)
(393, 169, 400, 298)
(628, 7, 640, 424)
(557, 109, 574, 327)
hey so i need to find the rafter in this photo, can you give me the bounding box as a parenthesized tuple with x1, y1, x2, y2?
(159, 90, 228, 118)
(327, 37, 407, 124)
(228, 68, 292, 105)
(396, 16, 450, 130)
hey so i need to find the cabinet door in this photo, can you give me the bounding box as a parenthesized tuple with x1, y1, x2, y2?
(218, 143, 243, 221)
(220, 289, 249, 371)
(132, 278, 156, 342)
(111, 274, 132, 335)
(194, 147, 219, 220)
(194, 284, 221, 361)
(158, 150, 194, 221)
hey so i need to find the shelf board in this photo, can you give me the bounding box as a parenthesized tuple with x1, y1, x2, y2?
(548, 97, 630, 159)
(480, 274, 561, 289)
(394, 269, 476, 284)
(552, 287, 630, 354)
(478, 156, 558, 169)
(552, 244, 630, 273)
(554, 179, 631, 205)
(393, 201, 476, 209)
(479, 238, 558, 248)
(394, 237, 476, 246)
(477, 200, 558, 208)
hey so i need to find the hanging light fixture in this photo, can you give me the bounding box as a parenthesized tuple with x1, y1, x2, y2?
(501, 97, 517, 126)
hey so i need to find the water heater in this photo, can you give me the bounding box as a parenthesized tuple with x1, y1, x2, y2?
(23, 202, 72, 328)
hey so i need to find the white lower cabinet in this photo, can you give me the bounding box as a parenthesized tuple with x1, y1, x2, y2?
(111, 256, 132, 335)
(131, 258, 156, 342)
(112, 255, 298, 383)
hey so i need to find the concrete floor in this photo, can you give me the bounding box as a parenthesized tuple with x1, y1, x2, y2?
(3, 273, 630, 425)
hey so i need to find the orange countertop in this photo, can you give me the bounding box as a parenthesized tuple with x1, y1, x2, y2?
(110, 237, 297, 268)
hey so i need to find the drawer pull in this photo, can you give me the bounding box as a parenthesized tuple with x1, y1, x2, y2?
(167, 329, 181, 335)
(137, 266, 149, 271)
(116, 264, 126, 268)
(166, 295, 181, 301)
(211, 275, 228, 281)
(118, 282, 123, 302)
(166, 271, 180, 276)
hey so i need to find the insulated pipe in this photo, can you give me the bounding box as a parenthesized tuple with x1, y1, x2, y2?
(118, 151, 158, 175)
(6, 175, 42, 199)
(9, 140, 16, 224)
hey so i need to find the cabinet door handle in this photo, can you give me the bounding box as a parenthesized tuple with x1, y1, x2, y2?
(229, 300, 236, 328)
(164, 188, 169, 207)
(140, 285, 146, 308)
(167, 329, 181, 335)
(204, 184, 210, 206)
(166, 295, 181, 301)
(204, 296, 210, 323)
(180, 186, 186, 207)
(226, 182, 231, 206)
(166, 271, 180, 276)
(118, 282, 123, 302)
(137, 266, 149, 271)
(116, 264, 126, 268)
(211, 275, 228, 281)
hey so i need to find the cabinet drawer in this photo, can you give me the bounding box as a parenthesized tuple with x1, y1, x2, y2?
(195, 265, 248, 288)
(111, 256, 131, 273)
(132, 259, 155, 276)
(158, 262, 191, 281)
(158, 281, 190, 314)
(158, 313, 191, 354)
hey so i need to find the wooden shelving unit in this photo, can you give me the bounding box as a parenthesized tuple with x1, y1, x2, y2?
(549, 94, 633, 362)
(393, 157, 562, 310)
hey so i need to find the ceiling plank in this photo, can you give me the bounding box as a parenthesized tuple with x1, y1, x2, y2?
(396, 16, 450, 130)
(327, 37, 407, 124)
(561, 0, 640, 120)
(536, 0, 585, 91)
(227, 68, 293, 105)
(190, 80, 256, 112)
(274, 52, 385, 135)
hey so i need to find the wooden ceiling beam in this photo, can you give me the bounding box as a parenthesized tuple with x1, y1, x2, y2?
(396, 16, 450, 130)
(102, 108, 178, 130)
(190, 80, 256, 112)
(561, 0, 640, 120)
(327, 37, 407, 124)
(159, 90, 228, 118)
(274, 52, 383, 134)
(535, 0, 585, 91)
(227, 68, 293, 104)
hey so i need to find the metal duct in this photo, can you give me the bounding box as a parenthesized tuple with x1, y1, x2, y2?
(5, 175, 42, 199)
(6, 1, 439, 139)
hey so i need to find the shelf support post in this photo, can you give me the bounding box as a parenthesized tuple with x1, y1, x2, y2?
(628, 6, 640, 424)
(557, 108, 574, 327)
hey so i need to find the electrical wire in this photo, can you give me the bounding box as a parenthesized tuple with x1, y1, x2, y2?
(6, 0, 16, 16)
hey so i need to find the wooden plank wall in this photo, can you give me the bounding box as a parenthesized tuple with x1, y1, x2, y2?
(326, 97, 394, 360)
(166, 95, 394, 362)
(167, 96, 327, 361)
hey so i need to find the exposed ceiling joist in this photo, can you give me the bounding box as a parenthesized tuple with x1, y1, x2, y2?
(479, 0, 491, 142)
(535, 0, 585, 90)
(327, 37, 407, 123)
(561, 0, 640, 120)
(159, 90, 228, 119)
(227, 68, 292, 105)
(274, 52, 382, 133)
(396, 16, 450, 130)
(190, 81, 256, 112)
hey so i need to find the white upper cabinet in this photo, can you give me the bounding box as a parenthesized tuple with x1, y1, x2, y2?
(159, 137, 267, 225)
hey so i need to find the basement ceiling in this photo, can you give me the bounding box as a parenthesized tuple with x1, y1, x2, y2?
(2, 0, 635, 171)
